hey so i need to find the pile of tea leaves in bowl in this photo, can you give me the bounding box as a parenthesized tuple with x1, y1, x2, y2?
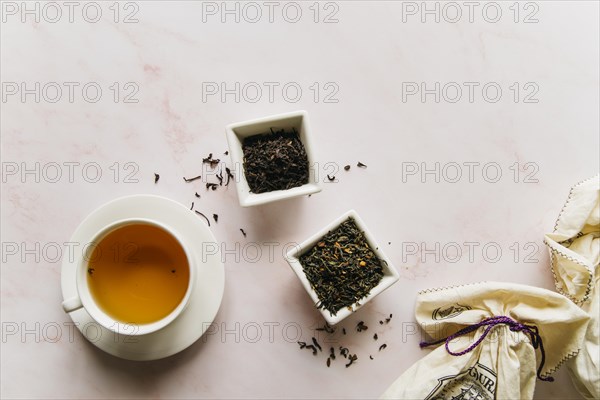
(299, 218, 385, 316)
(242, 128, 309, 193)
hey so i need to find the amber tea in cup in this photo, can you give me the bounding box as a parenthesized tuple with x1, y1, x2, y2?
(86, 223, 190, 325)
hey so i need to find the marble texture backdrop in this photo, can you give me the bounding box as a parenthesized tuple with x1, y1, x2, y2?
(1, 1, 598, 399)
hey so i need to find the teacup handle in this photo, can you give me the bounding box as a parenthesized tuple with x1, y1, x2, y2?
(62, 296, 83, 313)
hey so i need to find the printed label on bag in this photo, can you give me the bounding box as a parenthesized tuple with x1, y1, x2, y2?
(432, 304, 472, 320)
(425, 363, 497, 400)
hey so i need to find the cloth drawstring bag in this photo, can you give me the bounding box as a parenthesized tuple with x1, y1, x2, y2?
(544, 175, 600, 399)
(380, 281, 589, 400)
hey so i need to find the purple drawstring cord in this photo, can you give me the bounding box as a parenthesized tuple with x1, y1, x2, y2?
(419, 315, 554, 382)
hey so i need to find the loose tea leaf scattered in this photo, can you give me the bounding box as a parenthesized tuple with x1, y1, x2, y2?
(154, 173, 160, 183)
(203, 153, 220, 168)
(327, 174, 335, 182)
(374, 333, 378, 340)
(316, 323, 335, 334)
(195, 192, 200, 198)
(213, 214, 219, 223)
(357, 321, 368, 332)
(240, 228, 247, 237)
(206, 183, 218, 191)
(345, 354, 358, 368)
(225, 167, 234, 186)
(190, 202, 194, 210)
(342, 328, 346, 335)
(344, 165, 350, 171)
(195, 210, 211, 227)
(327, 357, 331, 367)
(242, 128, 309, 193)
(183, 175, 202, 183)
(357, 162, 367, 168)
(306, 345, 318, 356)
(299, 218, 385, 315)
(339, 347, 349, 358)
(312, 337, 322, 352)
(370, 355, 374, 360)
(329, 347, 336, 360)
(379, 344, 387, 351)
(224, 151, 229, 156)
(298, 341, 306, 349)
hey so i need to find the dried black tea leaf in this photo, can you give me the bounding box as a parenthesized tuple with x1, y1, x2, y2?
(225, 167, 234, 186)
(306, 345, 318, 356)
(242, 128, 309, 193)
(344, 165, 350, 171)
(299, 218, 385, 316)
(194, 210, 211, 227)
(316, 323, 335, 334)
(183, 175, 202, 183)
(339, 347, 349, 358)
(345, 354, 357, 368)
(379, 344, 387, 351)
(327, 357, 331, 367)
(327, 174, 335, 182)
(357, 321, 368, 332)
(240, 228, 247, 237)
(357, 162, 367, 168)
(195, 192, 200, 198)
(190, 202, 194, 210)
(203, 153, 220, 168)
(312, 337, 322, 352)
(213, 214, 218, 223)
(374, 333, 378, 340)
(154, 173, 160, 183)
(298, 341, 306, 349)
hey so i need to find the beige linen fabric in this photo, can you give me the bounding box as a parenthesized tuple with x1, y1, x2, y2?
(381, 281, 589, 400)
(545, 175, 600, 399)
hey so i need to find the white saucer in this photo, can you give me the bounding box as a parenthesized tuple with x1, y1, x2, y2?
(61, 194, 225, 361)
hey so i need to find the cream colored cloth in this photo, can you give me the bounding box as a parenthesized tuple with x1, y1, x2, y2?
(544, 175, 600, 399)
(380, 281, 589, 400)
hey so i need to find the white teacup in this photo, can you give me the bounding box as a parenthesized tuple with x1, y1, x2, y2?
(61, 218, 196, 336)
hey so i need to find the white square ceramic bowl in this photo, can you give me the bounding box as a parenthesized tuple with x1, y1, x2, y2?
(225, 110, 322, 207)
(285, 210, 400, 325)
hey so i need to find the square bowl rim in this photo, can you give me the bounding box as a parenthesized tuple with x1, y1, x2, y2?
(285, 209, 400, 325)
(225, 110, 322, 207)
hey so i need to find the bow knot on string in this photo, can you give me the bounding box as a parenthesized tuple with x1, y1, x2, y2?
(420, 315, 553, 382)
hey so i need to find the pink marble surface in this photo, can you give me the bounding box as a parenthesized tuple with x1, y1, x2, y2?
(1, 1, 599, 399)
